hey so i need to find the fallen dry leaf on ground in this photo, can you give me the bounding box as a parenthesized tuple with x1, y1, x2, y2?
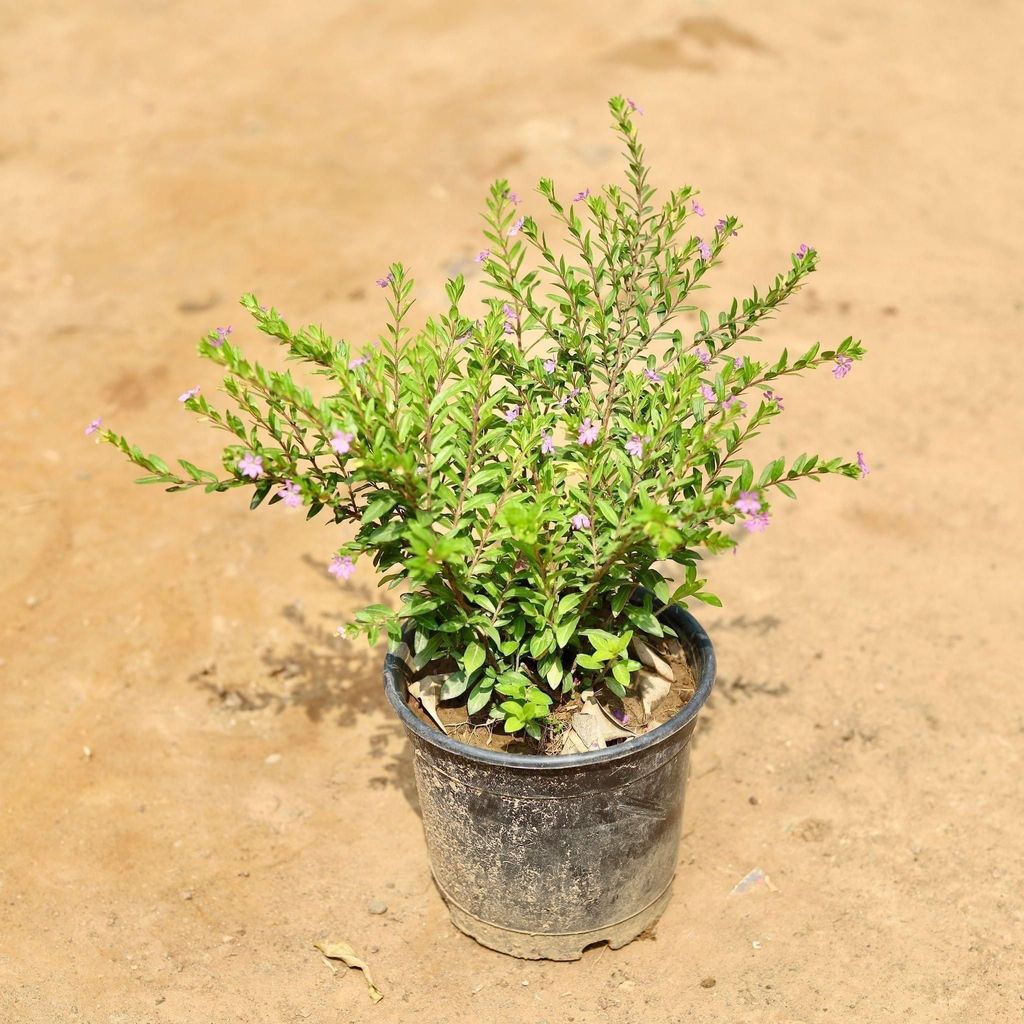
(314, 939, 384, 1004)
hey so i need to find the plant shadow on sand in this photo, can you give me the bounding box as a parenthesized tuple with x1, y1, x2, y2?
(192, 559, 419, 813)
(693, 612, 789, 747)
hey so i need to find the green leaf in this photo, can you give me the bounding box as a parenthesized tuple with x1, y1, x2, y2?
(554, 617, 579, 649)
(462, 642, 486, 677)
(440, 671, 471, 700)
(467, 679, 493, 716)
(625, 606, 663, 637)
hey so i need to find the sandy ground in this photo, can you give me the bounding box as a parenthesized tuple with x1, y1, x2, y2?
(2, 1, 1023, 1021)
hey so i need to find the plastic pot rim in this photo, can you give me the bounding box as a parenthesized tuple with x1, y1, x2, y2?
(383, 604, 716, 772)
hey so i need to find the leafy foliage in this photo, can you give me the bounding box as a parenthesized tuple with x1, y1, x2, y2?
(102, 97, 865, 736)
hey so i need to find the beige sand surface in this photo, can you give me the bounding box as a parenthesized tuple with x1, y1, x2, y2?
(2, 2, 1022, 1021)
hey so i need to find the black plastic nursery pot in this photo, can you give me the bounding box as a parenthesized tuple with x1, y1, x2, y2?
(383, 605, 716, 961)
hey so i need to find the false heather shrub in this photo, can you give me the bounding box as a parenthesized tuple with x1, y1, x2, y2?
(101, 97, 865, 738)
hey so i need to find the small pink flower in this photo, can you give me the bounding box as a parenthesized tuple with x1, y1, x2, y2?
(857, 451, 869, 477)
(540, 431, 555, 455)
(696, 239, 712, 261)
(695, 347, 711, 367)
(508, 216, 525, 238)
(571, 513, 591, 530)
(84, 417, 102, 436)
(796, 244, 814, 259)
(644, 368, 663, 384)
(543, 358, 556, 373)
(700, 384, 716, 402)
(764, 389, 784, 410)
(328, 555, 355, 581)
(178, 386, 200, 403)
(376, 272, 394, 288)
(692, 200, 705, 216)
(744, 512, 770, 533)
(277, 481, 302, 508)
(331, 431, 354, 455)
(735, 491, 761, 515)
(573, 188, 590, 202)
(501, 405, 520, 424)
(210, 325, 233, 348)
(475, 250, 490, 263)
(624, 435, 647, 458)
(722, 395, 746, 412)
(626, 97, 644, 115)
(348, 355, 368, 370)
(833, 356, 853, 379)
(578, 418, 599, 446)
(507, 191, 521, 205)
(237, 452, 263, 479)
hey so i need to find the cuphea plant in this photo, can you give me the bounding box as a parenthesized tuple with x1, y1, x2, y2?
(98, 96, 865, 742)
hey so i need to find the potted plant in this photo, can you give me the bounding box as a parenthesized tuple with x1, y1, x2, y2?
(94, 96, 866, 960)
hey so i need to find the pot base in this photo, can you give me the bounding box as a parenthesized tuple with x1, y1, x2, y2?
(440, 880, 674, 961)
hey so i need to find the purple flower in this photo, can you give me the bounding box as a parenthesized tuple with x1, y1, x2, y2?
(541, 431, 555, 455)
(502, 302, 518, 334)
(744, 512, 771, 533)
(692, 200, 705, 217)
(625, 434, 647, 458)
(722, 395, 746, 412)
(328, 555, 355, 581)
(611, 707, 630, 724)
(277, 481, 302, 508)
(644, 367, 663, 384)
(507, 191, 521, 205)
(735, 490, 761, 515)
(178, 386, 200, 403)
(695, 346, 711, 367)
(501, 405, 520, 423)
(764, 389, 784, 410)
(508, 216, 525, 238)
(348, 355, 368, 370)
(699, 384, 716, 402)
(715, 217, 738, 237)
(543, 358, 556, 373)
(577, 417, 599, 446)
(210, 325, 233, 348)
(571, 512, 591, 530)
(555, 387, 581, 410)
(237, 452, 263, 479)
(833, 355, 853, 379)
(84, 417, 102, 436)
(733, 356, 744, 369)
(796, 243, 814, 259)
(331, 431, 354, 455)
(573, 188, 591, 202)
(376, 271, 394, 288)
(475, 249, 490, 263)
(626, 97, 644, 115)
(857, 450, 870, 477)
(697, 239, 712, 261)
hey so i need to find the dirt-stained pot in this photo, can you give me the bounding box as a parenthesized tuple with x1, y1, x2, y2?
(383, 605, 716, 961)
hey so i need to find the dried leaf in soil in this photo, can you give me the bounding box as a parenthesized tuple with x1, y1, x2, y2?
(560, 692, 637, 753)
(637, 670, 671, 718)
(632, 638, 675, 681)
(314, 939, 384, 1004)
(408, 674, 447, 733)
